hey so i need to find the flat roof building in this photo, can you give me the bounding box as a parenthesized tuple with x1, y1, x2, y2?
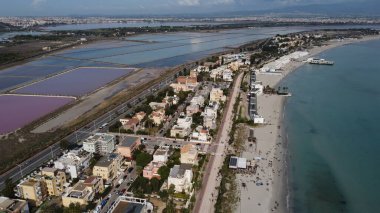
(83, 133, 115, 155)
(229, 156, 247, 169)
(117, 136, 141, 159)
(0, 196, 29, 213)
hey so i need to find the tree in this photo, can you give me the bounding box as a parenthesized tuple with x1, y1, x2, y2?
(163, 199, 176, 213)
(1, 179, 15, 198)
(59, 140, 70, 150)
(158, 166, 170, 181)
(64, 203, 81, 213)
(192, 112, 203, 127)
(150, 178, 161, 192)
(159, 190, 169, 201)
(144, 118, 155, 129)
(135, 152, 152, 168)
(168, 184, 175, 196)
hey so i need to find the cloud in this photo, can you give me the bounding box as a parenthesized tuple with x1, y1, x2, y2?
(178, 0, 200, 6)
(178, 0, 235, 6)
(209, 0, 235, 5)
(31, 0, 47, 8)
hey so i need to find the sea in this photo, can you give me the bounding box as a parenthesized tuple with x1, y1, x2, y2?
(281, 39, 380, 213)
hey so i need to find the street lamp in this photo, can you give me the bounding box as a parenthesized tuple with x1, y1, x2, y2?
(17, 164, 23, 178)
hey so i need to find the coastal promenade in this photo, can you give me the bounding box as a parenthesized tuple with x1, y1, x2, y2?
(234, 34, 380, 213)
(194, 72, 243, 213)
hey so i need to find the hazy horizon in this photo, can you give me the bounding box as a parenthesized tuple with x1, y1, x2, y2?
(1, 0, 379, 17)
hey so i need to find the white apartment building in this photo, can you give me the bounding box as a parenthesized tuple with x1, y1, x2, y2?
(153, 149, 169, 163)
(168, 164, 193, 193)
(170, 114, 193, 138)
(190, 95, 205, 107)
(54, 149, 91, 179)
(82, 133, 115, 155)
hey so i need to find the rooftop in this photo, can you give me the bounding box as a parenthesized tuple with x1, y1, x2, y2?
(0, 197, 27, 212)
(19, 179, 38, 187)
(41, 167, 57, 173)
(229, 156, 247, 169)
(154, 149, 168, 156)
(169, 164, 192, 179)
(95, 153, 120, 167)
(84, 133, 114, 144)
(181, 144, 197, 155)
(112, 201, 144, 213)
(84, 176, 98, 185)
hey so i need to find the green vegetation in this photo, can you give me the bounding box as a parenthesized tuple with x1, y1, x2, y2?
(241, 81, 249, 92)
(196, 71, 211, 82)
(64, 203, 82, 213)
(229, 93, 241, 144)
(130, 176, 161, 196)
(214, 155, 238, 213)
(146, 87, 175, 103)
(134, 104, 153, 115)
(134, 150, 152, 168)
(131, 148, 181, 197)
(177, 91, 191, 105)
(191, 112, 203, 129)
(166, 149, 181, 168)
(173, 192, 189, 200)
(192, 154, 207, 190)
(13, 34, 73, 41)
(1, 179, 15, 198)
(158, 165, 170, 180)
(0, 53, 22, 64)
(40, 202, 64, 213)
(108, 121, 128, 133)
(206, 56, 219, 63)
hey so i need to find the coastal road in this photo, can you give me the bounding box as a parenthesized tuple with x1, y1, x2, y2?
(0, 64, 197, 190)
(194, 72, 243, 213)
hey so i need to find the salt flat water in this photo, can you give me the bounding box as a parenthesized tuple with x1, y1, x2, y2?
(282, 39, 380, 213)
(14, 67, 134, 97)
(41, 21, 225, 31)
(0, 95, 74, 134)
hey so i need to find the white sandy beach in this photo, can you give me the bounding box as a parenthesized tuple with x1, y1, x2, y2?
(234, 34, 380, 213)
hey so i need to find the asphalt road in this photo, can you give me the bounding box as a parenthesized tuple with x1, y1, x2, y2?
(193, 72, 243, 213)
(99, 163, 138, 213)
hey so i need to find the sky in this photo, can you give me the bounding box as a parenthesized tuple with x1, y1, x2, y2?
(0, 0, 374, 16)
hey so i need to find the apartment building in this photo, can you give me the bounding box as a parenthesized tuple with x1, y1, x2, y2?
(0, 196, 29, 213)
(54, 148, 92, 179)
(93, 154, 123, 182)
(83, 133, 115, 155)
(61, 182, 94, 207)
(41, 168, 67, 196)
(16, 179, 47, 206)
(117, 136, 141, 159)
(180, 144, 198, 165)
(168, 164, 193, 193)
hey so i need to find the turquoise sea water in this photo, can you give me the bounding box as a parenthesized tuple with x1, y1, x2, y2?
(282, 39, 380, 213)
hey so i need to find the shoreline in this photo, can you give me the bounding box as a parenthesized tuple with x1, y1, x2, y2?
(234, 34, 380, 213)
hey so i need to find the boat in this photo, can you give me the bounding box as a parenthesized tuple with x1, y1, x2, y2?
(307, 58, 334, 65)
